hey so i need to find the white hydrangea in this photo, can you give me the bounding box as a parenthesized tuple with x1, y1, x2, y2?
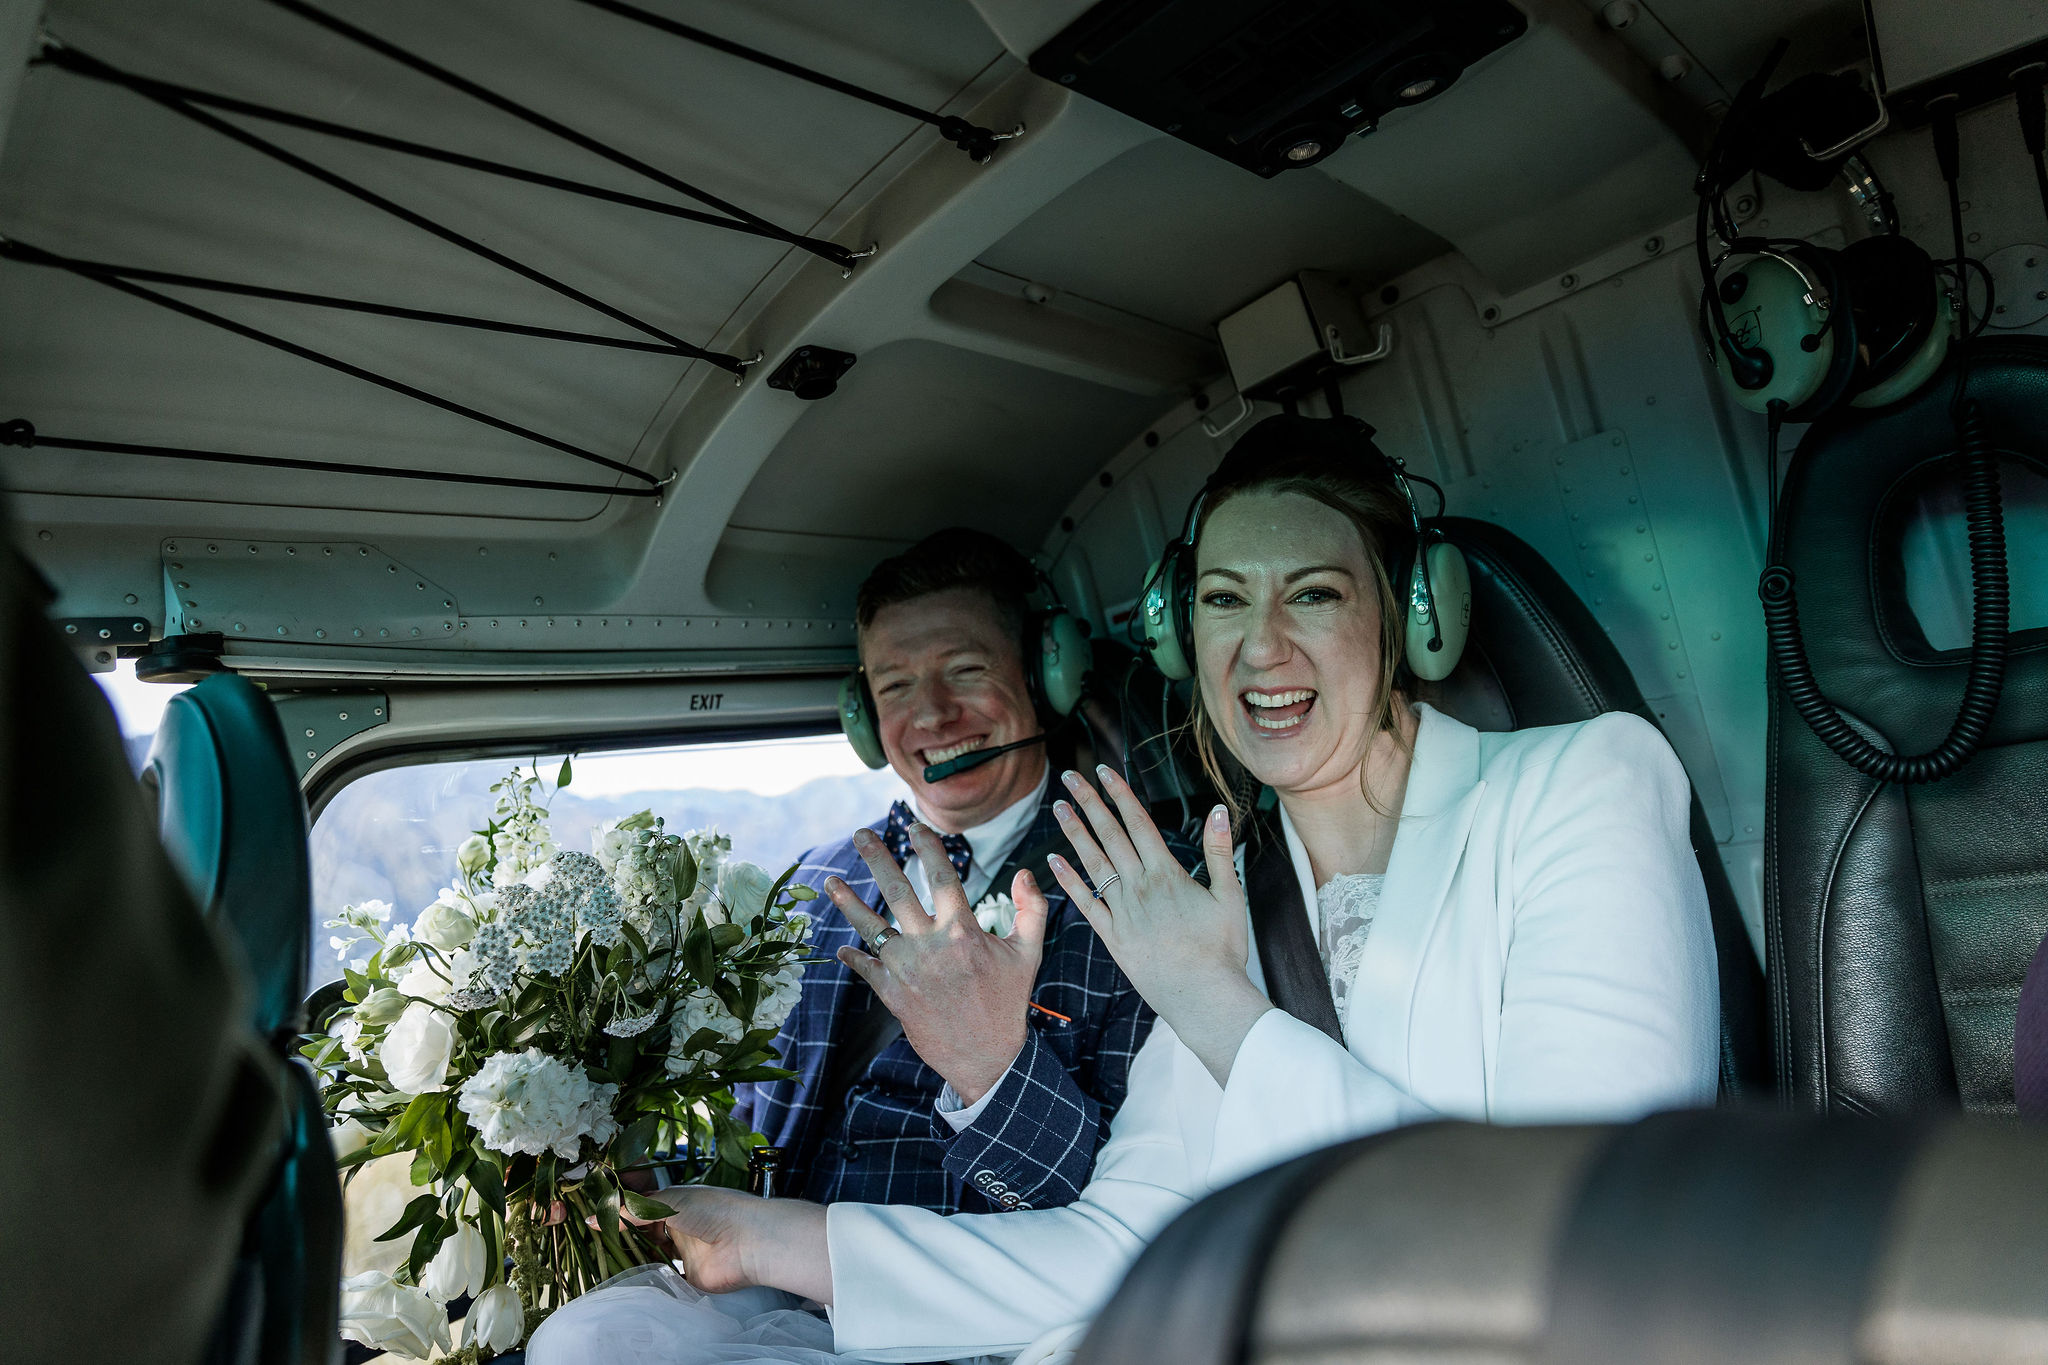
(974, 893, 1019, 937)
(456, 1048, 619, 1160)
(754, 962, 804, 1035)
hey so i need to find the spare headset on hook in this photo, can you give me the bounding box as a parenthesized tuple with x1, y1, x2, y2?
(1697, 42, 2011, 784)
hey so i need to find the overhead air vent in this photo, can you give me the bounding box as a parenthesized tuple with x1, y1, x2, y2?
(1030, 0, 1528, 177)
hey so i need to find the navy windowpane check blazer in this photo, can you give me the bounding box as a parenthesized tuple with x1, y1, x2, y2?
(732, 786, 1199, 1215)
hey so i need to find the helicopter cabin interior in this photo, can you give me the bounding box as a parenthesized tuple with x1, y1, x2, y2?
(5, 0, 2048, 1361)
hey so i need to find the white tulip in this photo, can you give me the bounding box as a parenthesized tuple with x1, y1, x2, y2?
(380, 1002, 454, 1093)
(338, 1271, 452, 1360)
(456, 834, 492, 876)
(420, 1218, 487, 1303)
(413, 895, 476, 953)
(357, 987, 408, 1026)
(469, 1283, 525, 1353)
(717, 859, 776, 923)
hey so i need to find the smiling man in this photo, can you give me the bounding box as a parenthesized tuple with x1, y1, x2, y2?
(732, 528, 1197, 1215)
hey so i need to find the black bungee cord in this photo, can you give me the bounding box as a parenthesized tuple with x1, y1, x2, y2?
(566, 0, 1021, 164)
(37, 40, 743, 373)
(264, 0, 860, 269)
(3, 249, 701, 357)
(44, 55, 827, 250)
(0, 421, 664, 500)
(2, 237, 663, 487)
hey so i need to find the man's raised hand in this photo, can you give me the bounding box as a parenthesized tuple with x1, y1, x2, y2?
(825, 823, 1049, 1105)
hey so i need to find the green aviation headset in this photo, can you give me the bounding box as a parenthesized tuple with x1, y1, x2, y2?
(1137, 415, 1472, 685)
(838, 577, 1091, 772)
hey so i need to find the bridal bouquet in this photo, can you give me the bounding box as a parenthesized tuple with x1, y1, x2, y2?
(304, 763, 816, 1360)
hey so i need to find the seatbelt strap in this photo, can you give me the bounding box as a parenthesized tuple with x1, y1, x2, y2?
(1244, 816, 1344, 1045)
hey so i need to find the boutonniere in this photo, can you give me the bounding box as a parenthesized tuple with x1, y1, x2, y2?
(974, 892, 1019, 937)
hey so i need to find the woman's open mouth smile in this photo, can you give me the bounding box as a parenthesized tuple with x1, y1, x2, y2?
(1241, 688, 1316, 735)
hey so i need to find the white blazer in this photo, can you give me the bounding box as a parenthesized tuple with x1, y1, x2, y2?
(826, 704, 1719, 1361)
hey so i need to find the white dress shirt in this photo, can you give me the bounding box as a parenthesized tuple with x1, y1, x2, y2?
(900, 764, 1049, 910)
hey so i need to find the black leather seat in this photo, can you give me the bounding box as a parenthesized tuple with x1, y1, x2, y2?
(0, 522, 283, 1363)
(1768, 337, 2048, 1114)
(1074, 1109, 2048, 1365)
(1432, 517, 1771, 1100)
(144, 674, 342, 1364)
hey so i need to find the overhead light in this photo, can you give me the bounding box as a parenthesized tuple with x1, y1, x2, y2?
(1399, 77, 1439, 100)
(1284, 138, 1323, 162)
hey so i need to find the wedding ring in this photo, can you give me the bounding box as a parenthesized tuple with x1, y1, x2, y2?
(867, 925, 901, 951)
(1093, 872, 1122, 900)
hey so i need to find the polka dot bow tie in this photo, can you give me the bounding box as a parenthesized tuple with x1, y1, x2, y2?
(881, 801, 972, 881)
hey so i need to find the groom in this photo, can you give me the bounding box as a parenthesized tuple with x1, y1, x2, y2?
(733, 529, 1196, 1214)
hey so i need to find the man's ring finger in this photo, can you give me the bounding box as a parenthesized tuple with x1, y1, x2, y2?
(867, 925, 901, 952)
(1093, 872, 1122, 900)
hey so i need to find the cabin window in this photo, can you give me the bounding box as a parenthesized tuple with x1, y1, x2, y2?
(310, 737, 909, 989)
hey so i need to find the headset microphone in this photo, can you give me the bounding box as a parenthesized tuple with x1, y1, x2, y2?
(922, 733, 1048, 783)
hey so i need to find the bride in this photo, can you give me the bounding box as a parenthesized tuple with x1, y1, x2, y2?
(529, 415, 1719, 1363)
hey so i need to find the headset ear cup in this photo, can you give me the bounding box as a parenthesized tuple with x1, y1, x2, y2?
(1404, 541, 1471, 682)
(1038, 609, 1092, 716)
(1139, 552, 1194, 681)
(837, 672, 888, 770)
(1779, 244, 1860, 423)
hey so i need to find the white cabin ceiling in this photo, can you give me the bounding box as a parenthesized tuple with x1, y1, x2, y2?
(0, 0, 1877, 671)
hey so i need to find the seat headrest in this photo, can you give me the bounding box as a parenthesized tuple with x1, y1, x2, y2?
(143, 673, 312, 1038)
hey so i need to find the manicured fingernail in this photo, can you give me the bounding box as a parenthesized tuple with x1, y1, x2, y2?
(1061, 770, 1081, 788)
(1048, 854, 1068, 871)
(1211, 805, 1229, 828)
(1096, 764, 1114, 779)
(1054, 800, 1073, 819)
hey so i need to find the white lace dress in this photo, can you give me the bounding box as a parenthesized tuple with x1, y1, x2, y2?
(1315, 872, 1384, 1036)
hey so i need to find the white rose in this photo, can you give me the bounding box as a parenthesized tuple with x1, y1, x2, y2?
(420, 1218, 487, 1303)
(973, 893, 1019, 937)
(716, 860, 777, 924)
(379, 1002, 454, 1093)
(338, 1271, 452, 1360)
(395, 959, 451, 1005)
(413, 895, 475, 953)
(469, 1283, 525, 1353)
(456, 834, 491, 876)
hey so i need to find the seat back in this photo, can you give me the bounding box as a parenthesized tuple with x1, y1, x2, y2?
(1768, 337, 2048, 1114)
(1431, 517, 1770, 1099)
(144, 673, 341, 1363)
(0, 529, 283, 1363)
(1074, 1110, 2048, 1365)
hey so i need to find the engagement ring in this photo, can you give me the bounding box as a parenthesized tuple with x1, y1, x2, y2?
(1093, 873, 1121, 899)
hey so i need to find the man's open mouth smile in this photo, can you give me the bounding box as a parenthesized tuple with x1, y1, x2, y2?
(920, 735, 990, 766)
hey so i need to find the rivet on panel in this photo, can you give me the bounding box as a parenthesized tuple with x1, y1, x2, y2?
(323, 547, 333, 556)
(124, 593, 138, 605)
(234, 622, 245, 632)
(411, 627, 422, 637)
(379, 628, 390, 638)
(305, 728, 317, 738)
(277, 626, 288, 636)
(359, 547, 369, 557)
(316, 629, 327, 639)
(307, 750, 317, 759)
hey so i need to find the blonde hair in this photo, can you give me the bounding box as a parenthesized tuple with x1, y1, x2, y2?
(1183, 450, 1418, 827)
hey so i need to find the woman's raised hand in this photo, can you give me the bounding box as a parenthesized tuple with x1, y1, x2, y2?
(619, 1186, 832, 1303)
(1049, 768, 1270, 1082)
